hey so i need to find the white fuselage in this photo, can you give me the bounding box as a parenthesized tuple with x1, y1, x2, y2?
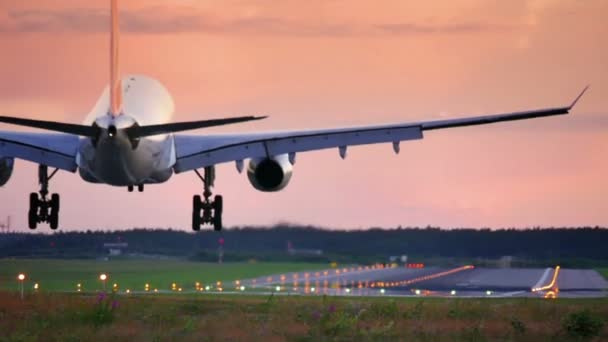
(76, 75, 177, 186)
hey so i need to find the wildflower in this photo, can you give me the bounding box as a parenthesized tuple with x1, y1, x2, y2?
(96, 291, 107, 304)
(328, 304, 336, 313)
(111, 300, 120, 310)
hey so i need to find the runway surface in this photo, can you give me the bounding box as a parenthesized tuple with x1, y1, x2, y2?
(239, 265, 608, 298)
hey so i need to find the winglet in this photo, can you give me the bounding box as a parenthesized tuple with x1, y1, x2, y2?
(569, 85, 590, 109)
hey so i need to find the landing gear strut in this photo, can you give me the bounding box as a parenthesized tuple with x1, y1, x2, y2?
(28, 165, 60, 230)
(192, 166, 223, 231)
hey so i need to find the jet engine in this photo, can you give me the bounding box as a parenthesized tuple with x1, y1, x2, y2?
(0, 157, 14, 187)
(247, 154, 293, 192)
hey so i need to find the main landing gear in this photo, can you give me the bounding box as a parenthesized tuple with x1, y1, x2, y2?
(192, 166, 223, 231)
(28, 165, 60, 230)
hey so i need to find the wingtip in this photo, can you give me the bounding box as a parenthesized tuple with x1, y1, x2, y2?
(569, 85, 590, 109)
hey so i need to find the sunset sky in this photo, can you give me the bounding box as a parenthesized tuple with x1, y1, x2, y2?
(0, 0, 606, 231)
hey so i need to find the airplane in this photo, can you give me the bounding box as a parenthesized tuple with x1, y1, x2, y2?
(0, 0, 588, 231)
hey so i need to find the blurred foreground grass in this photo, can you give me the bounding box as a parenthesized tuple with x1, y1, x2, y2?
(0, 292, 607, 341)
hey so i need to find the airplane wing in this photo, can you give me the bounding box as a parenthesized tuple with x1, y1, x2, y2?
(173, 87, 588, 173)
(0, 131, 79, 172)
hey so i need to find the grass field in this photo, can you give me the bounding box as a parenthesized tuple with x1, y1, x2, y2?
(1, 292, 607, 341)
(0, 259, 326, 292)
(599, 268, 608, 281)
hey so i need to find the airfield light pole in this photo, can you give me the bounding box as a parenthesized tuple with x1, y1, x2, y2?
(17, 273, 25, 299)
(218, 238, 224, 264)
(99, 273, 108, 291)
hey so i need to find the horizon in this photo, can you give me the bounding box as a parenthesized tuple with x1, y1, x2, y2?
(2, 224, 608, 235)
(1, 0, 607, 231)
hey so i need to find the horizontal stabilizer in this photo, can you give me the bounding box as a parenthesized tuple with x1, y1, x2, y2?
(0, 115, 267, 138)
(126, 116, 267, 138)
(0, 116, 98, 137)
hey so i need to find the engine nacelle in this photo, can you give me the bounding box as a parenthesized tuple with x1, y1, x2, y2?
(247, 154, 293, 192)
(0, 157, 14, 187)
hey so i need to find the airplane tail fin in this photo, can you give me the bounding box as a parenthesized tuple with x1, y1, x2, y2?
(109, 0, 122, 117)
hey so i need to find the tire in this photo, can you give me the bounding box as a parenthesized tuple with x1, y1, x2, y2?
(51, 193, 60, 213)
(29, 193, 38, 211)
(214, 195, 223, 216)
(28, 193, 38, 229)
(49, 212, 59, 230)
(192, 195, 202, 231)
(213, 195, 223, 231)
(192, 211, 201, 231)
(28, 210, 37, 229)
(193, 195, 202, 211)
(213, 214, 222, 231)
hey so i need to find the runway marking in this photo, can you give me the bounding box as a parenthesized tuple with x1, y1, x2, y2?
(495, 291, 526, 298)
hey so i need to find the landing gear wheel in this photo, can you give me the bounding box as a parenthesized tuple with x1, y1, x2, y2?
(49, 211, 59, 230)
(213, 195, 223, 231)
(49, 194, 60, 230)
(51, 193, 60, 212)
(28, 193, 39, 229)
(192, 195, 202, 231)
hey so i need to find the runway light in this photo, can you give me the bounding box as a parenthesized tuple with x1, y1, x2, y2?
(345, 288, 351, 293)
(311, 287, 316, 292)
(154, 288, 158, 293)
(205, 285, 211, 291)
(486, 290, 492, 296)
(450, 290, 456, 296)
(275, 286, 281, 292)
(380, 288, 386, 294)
(126, 289, 130, 294)
(17, 274, 26, 300)
(99, 273, 108, 291)
(240, 286, 245, 291)
(34, 283, 39, 290)
(178, 287, 182, 292)
(415, 289, 421, 295)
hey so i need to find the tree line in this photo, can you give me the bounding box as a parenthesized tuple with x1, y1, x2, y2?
(0, 225, 606, 265)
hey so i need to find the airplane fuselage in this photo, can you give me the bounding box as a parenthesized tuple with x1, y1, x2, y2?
(76, 75, 176, 186)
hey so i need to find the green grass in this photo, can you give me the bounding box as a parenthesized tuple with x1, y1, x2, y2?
(598, 268, 608, 280)
(0, 259, 326, 292)
(1, 292, 607, 341)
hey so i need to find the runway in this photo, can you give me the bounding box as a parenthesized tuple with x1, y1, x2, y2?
(239, 264, 608, 298)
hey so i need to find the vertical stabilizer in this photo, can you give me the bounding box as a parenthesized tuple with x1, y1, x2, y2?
(109, 0, 122, 116)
